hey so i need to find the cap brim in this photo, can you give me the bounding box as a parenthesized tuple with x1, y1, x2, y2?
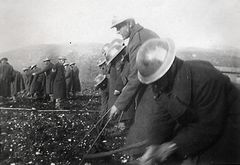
(138, 39, 176, 84)
(106, 46, 125, 65)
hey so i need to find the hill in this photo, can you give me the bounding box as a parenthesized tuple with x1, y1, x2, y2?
(0, 43, 103, 82)
(0, 44, 239, 84)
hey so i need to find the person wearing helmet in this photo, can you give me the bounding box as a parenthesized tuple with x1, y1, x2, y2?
(0, 57, 14, 98)
(135, 38, 240, 164)
(33, 58, 54, 101)
(51, 56, 67, 109)
(106, 39, 135, 134)
(64, 63, 73, 99)
(109, 16, 159, 121)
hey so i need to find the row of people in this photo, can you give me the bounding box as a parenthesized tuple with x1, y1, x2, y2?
(0, 56, 81, 109)
(95, 17, 240, 164)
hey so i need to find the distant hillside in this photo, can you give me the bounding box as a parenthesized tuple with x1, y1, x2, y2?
(0, 43, 103, 82)
(177, 47, 240, 67)
(0, 44, 239, 84)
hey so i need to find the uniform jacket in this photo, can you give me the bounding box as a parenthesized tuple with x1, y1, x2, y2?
(29, 67, 45, 95)
(72, 66, 81, 92)
(11, 70, 25, 96)
(36, 62, 54, 94)
(114, 24, 159, 111)
(65, 66, 73, 93)
(0, 62, 14, 97)
(149, 58, 240, 164)
(52, 62, 66, 99)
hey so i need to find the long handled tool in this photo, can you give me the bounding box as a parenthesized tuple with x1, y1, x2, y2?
(73, 108, 111, 150)
(79, 116, 112, 165)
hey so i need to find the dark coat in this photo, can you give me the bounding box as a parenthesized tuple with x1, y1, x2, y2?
(65, 66, 73, 94)
(36, 62, 54, 94)
(29, 67, 45, 95)
(52, 63, 66, 99)
(11, 70, 25, 96)
(149, 58, 240, 164)
(0, 62, 14, 97)
(114, 24, 159, 111)
(72, 66, 81, 92)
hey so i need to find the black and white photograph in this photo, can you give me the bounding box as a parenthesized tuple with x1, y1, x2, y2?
(0, 0, 240, 164)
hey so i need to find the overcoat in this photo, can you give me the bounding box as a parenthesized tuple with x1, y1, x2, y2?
(35, 62, 54, 94)
(65, 66, 73, 94)
(148, 58, 240, 164)
(52, 63, 66, 99)
(0, 62, 14, 97)
(114, 24, 159, 111)
(72, 66, 81, 92)
(29, 67, 45, 95)
(11, 70, 25, 96)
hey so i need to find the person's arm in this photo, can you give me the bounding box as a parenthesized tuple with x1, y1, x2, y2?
(172, 80, 228, 158)
(114, 41, 142, 111)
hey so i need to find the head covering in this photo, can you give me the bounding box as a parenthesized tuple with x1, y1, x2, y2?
(22, 67, 29, 71)
(97, 58, 106, 67)
(43, 57, 50, 62)
(63, 63, 69, 66)
(69, 62, 75, 66)
(136, 38, 176, 84)
(94, 74, 107, 89)
(111, 16, 134, 28)
(0, 57, 8, 61)
(106, 41, 125, 65)
(58, 56, 67, 60)
(30, 64, 37, 70)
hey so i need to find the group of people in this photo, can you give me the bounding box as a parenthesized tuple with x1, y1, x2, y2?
(0, 56, 81, 109)
(94, 17, 240, 164)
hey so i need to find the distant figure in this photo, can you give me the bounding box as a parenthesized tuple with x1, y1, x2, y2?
(70, 63, 81, 98)
(34, 58, 54, 101)
(30, 64, 45, 99)
(0, 57, 14, 97)
(52, 57, 67, 109)
(11, 70, 25, 101)
(64, 63, 73, 98)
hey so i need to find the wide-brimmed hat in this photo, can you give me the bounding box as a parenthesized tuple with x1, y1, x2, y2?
(97, 58, 106, 67)
(94, 74, 107, 89)
(43, 57, 50, 62)
(63, 63, 69, 66)
(30, 64, 37, 70)
(105, 39, 125, 65)
(58, 56, 67, 60)
(111, 16, 134, 28)
(69, 62, 75, 66)
(136, 38, 176, 84)
(22, 67, 29, 71)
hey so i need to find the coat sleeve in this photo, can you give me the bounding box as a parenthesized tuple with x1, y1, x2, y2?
(172, 79, 228, 158)
(35, 65, 51, 75)
(114, 39, 142, 111)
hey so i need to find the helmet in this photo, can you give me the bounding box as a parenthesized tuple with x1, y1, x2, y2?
(43, 57, 50, 62)
(111, 16, 133, 28)
(69, 62, 75, 66)
(58, 56, 66, 60)
(94, 74, 107, 89)
(101, 43, 111, 57)
(30, 64, 37, 70)
(110, 38, 125, 47)
(97, 58, 106, 67)
(136, 38, 176, 84)
(63, 63, 69, 66)
(106, 42, 125, 65)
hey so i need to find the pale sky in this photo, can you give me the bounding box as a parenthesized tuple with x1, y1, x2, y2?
(0, 0, 240, 52)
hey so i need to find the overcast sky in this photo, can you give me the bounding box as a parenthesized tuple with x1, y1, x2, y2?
(0, 0, 240, 52)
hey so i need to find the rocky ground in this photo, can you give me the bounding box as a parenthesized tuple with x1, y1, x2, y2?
(0, 92, 130, 165)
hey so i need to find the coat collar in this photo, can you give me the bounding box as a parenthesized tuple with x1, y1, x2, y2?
(129, 24, 143, 43)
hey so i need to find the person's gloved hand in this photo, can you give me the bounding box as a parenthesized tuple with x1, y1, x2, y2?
(109, 105, 120, 119)
(139, 142, 177, 164)
(114, 90, 121, 96)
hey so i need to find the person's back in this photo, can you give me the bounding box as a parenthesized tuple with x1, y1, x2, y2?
(0, 60, 14, 97)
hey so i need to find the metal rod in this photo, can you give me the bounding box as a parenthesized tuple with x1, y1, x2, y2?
(79, 117, 112, 165)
